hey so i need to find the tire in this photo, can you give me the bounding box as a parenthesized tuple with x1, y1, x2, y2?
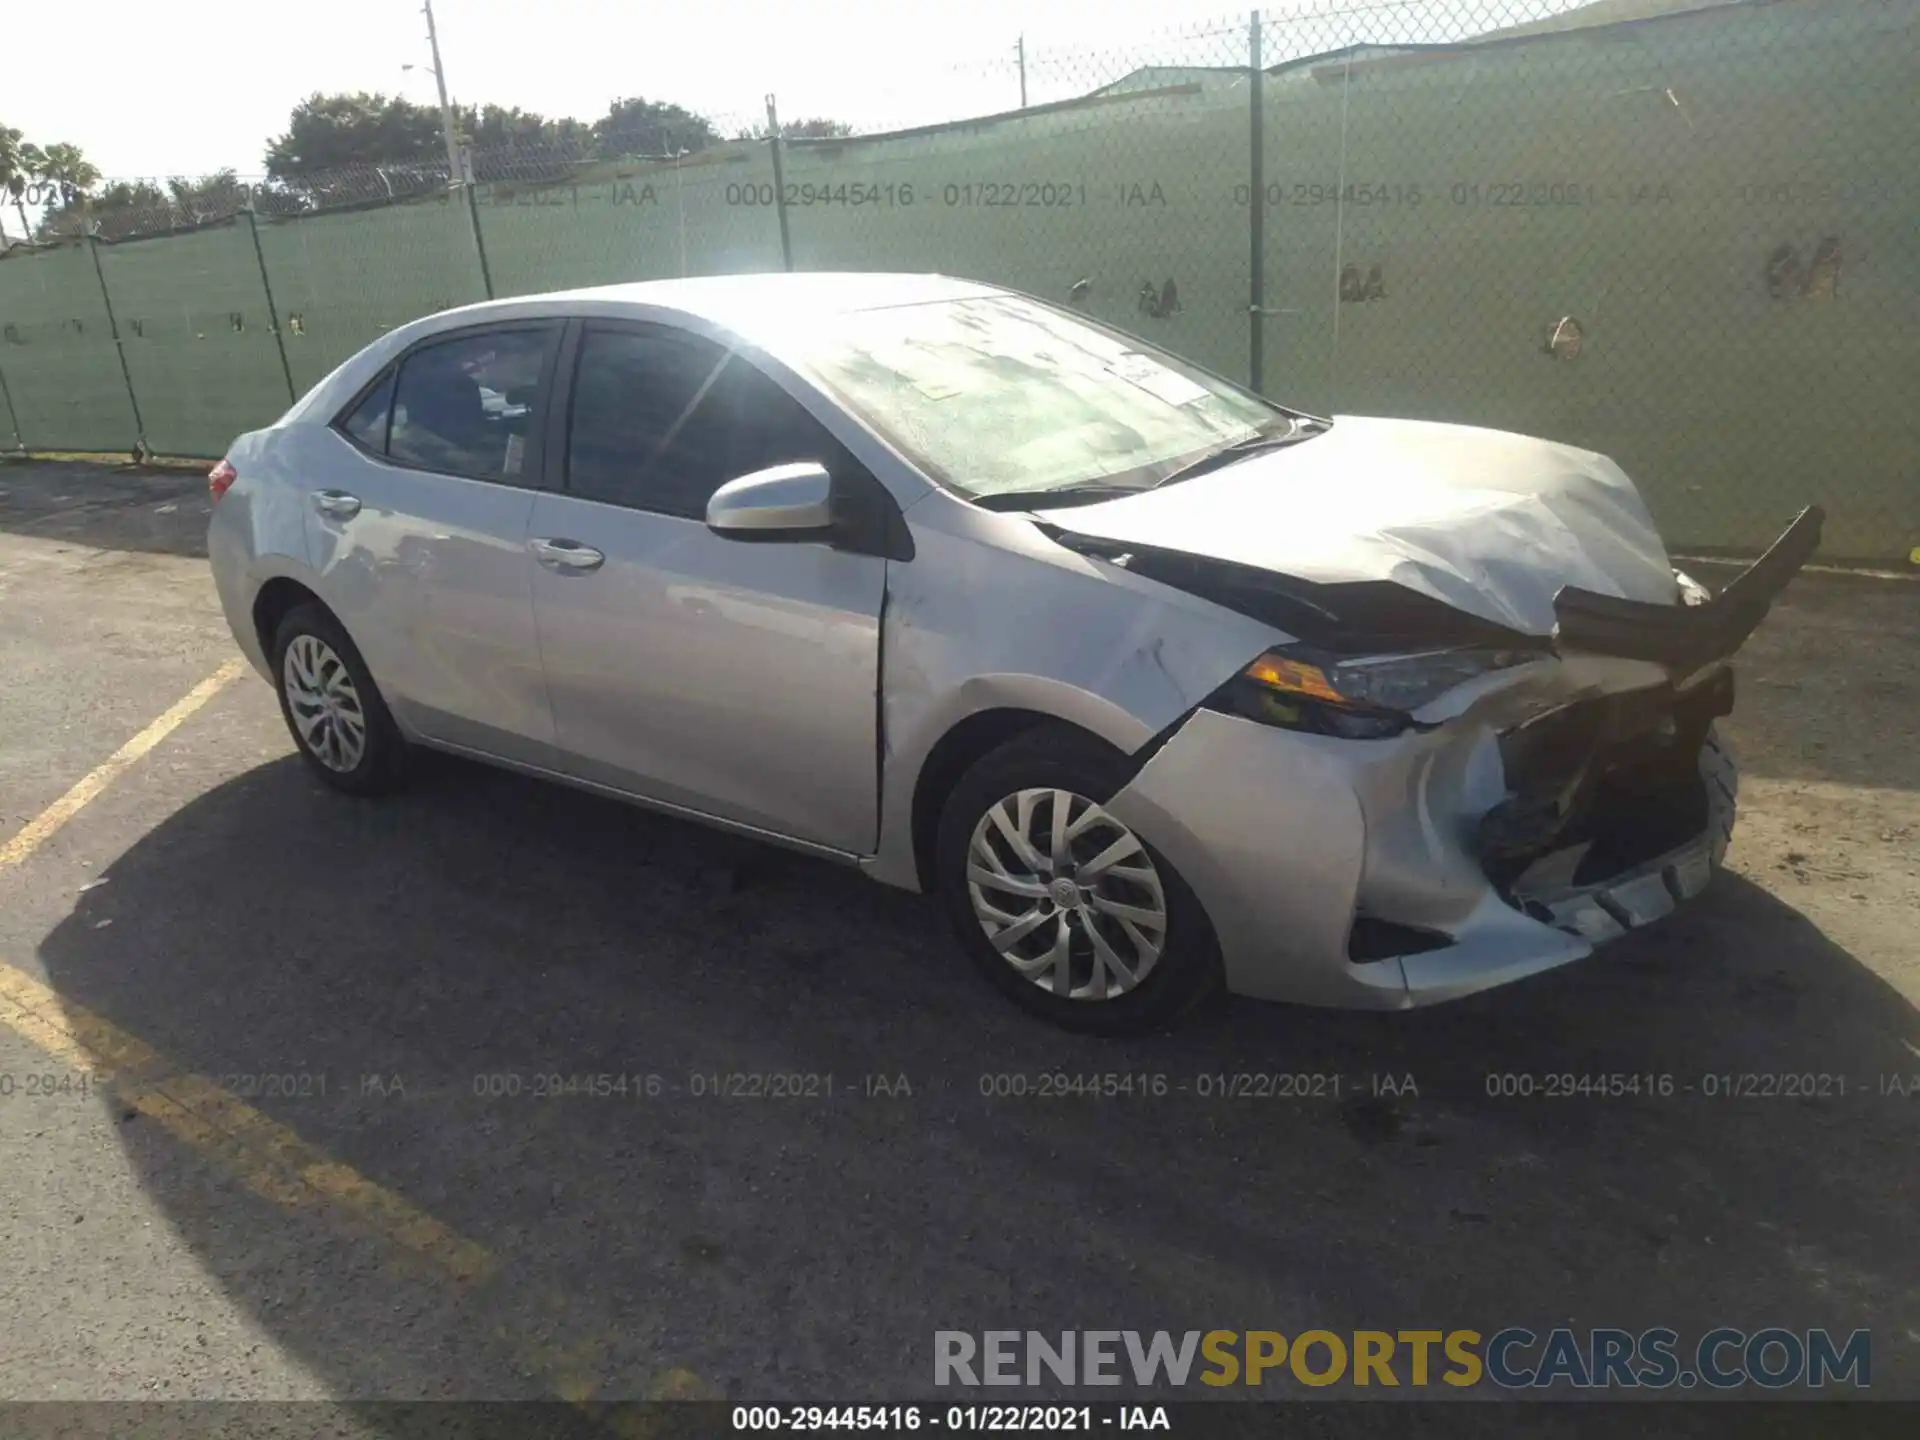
(1701, 724, 1737, 866)
(935, 725, 1221, 1034)
(269, 601, 408, 796)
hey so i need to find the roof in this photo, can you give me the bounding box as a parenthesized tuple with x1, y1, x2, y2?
(528, 271, 997, 321)
(449, 272, 1004, 344)
(283, 272, 1006, 423)
(1084, 66, 1247, 98)
(1090, 0, 1756, 97)
(1471, 0, 1749, 42)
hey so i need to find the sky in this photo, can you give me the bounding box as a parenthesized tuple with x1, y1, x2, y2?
(1, 0, 1593, 234)
(3, 0, 1252, 176)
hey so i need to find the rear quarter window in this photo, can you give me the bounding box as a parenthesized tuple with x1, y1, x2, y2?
(337, 371, 397, 453)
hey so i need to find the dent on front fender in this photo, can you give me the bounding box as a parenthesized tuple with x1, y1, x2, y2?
(1104, 709, 1410, 1007)
(862, 516, 1286, 892)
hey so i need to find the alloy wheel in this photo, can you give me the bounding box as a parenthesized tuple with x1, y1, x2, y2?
(282, 633, 367, 773)
(965, 787, 1168, 1000)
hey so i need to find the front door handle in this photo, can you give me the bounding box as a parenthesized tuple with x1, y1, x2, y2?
(311, 489, 361, 520)
(530, 537, 606, 573)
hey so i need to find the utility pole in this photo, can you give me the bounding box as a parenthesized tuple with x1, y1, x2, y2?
(1247, 10, 1264, 393)
(1017, 35, 1028, 108)
(422, 0, 467, 186)
(764, 95, 793, 273)
(417, 0, 490, 295)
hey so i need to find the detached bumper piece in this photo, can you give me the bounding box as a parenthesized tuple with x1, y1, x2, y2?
(1552, 506, 1823, 669)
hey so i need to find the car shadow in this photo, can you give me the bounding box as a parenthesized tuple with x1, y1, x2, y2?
(0, 459, 211, 559)
(34, 750, 1920, 1410)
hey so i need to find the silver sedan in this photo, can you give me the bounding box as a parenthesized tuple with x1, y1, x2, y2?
(206, 273, 1819, 1032)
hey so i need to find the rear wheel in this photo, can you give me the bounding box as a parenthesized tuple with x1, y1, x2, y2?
(935, 726, 1220, 1033)
(270, 602, 407, 796)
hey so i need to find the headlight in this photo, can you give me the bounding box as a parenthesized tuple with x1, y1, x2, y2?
(1213, 647, 1533, 739)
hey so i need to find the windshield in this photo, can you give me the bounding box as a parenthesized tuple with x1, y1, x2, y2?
(793, 295, 1287, 499)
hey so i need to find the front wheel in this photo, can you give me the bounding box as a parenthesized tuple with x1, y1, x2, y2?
(935, 726, 1221, 1034)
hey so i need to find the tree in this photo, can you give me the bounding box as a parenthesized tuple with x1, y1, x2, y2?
(33, 172, 147, 241)
(462, 104, 591, 154)
(10, 141, 99, 238)
(33, 142, 98, 209)
(784, 117, 856, 139)
(78, 180, 168, 239)
(264, 93, 614, 193)
(459, 105, 595, 183)
(265, 92, 445, 181)
(592, 98, 718, 159)
(40, 172, 249, 238)
(1, 125, 33, 240)
(167, 170, 250, 225)
(738, 117, 856, 141)
(260, 91, 720, 199)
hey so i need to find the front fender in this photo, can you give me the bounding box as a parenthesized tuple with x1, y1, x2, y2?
(863, 508, 1285, 891)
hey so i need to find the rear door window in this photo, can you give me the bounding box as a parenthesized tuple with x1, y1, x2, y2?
(385, 327, 558, 484)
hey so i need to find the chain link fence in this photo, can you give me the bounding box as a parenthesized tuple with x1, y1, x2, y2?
(0, 0, 1913, 561)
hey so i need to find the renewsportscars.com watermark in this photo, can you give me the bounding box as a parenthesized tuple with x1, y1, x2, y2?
(933, 1328, 1871, 1390)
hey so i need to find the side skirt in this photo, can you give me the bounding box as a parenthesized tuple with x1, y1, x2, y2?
(413, 736, 869, 869)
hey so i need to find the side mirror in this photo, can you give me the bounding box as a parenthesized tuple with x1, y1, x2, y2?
(705, 462, 835, 541)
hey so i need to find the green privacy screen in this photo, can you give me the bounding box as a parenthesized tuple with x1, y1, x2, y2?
(0, 0, 1912, 560)
(481, 147, 788, 297)
(95, 222, 299, 458)
(251, 200, 491, 394)
(0, 243, 132, 451)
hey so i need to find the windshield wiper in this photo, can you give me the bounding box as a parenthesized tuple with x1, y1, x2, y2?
(972, 481, 1150, 512)
(1149, 419, 1325, 489)
(970, 418, 1328, 512)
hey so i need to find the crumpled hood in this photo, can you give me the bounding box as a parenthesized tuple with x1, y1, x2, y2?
(1035, 416, 1678, 635)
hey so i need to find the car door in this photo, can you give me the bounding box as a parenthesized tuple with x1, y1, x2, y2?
(526, 319, 889, 854)
(309, 321, 563, 764)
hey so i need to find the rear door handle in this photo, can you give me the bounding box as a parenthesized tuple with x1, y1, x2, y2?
(529, 537, 605, 573)
(311, 489, 362, 520)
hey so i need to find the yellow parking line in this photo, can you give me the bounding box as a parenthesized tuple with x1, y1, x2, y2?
(0, 960, 715, 1412)
(0, 960, 496, 1283)
(0, 658, 247, 870)
(0, 653, 715, 1411)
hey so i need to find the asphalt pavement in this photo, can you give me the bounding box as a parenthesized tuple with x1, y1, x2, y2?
(0, 459, 1915, 1431)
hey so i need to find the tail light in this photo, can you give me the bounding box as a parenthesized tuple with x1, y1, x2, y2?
(208, 458, 237, 503)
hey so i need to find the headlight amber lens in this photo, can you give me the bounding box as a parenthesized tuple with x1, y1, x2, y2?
(1241, 647, 1529, 715)
(1243, 655, 1344, 703)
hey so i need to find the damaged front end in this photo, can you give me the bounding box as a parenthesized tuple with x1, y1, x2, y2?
(1089, 506, 1822, 1007)
(1479, 663, 1737, 948)
(1476, 506, 1820, 935)
(1448, 507, 1821, 957)
(1551, 505, 1824, 672)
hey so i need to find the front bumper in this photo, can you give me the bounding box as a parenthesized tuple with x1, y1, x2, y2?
(1104, 506, 1821, 1010)
(1105, 659, 1738, 1009)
